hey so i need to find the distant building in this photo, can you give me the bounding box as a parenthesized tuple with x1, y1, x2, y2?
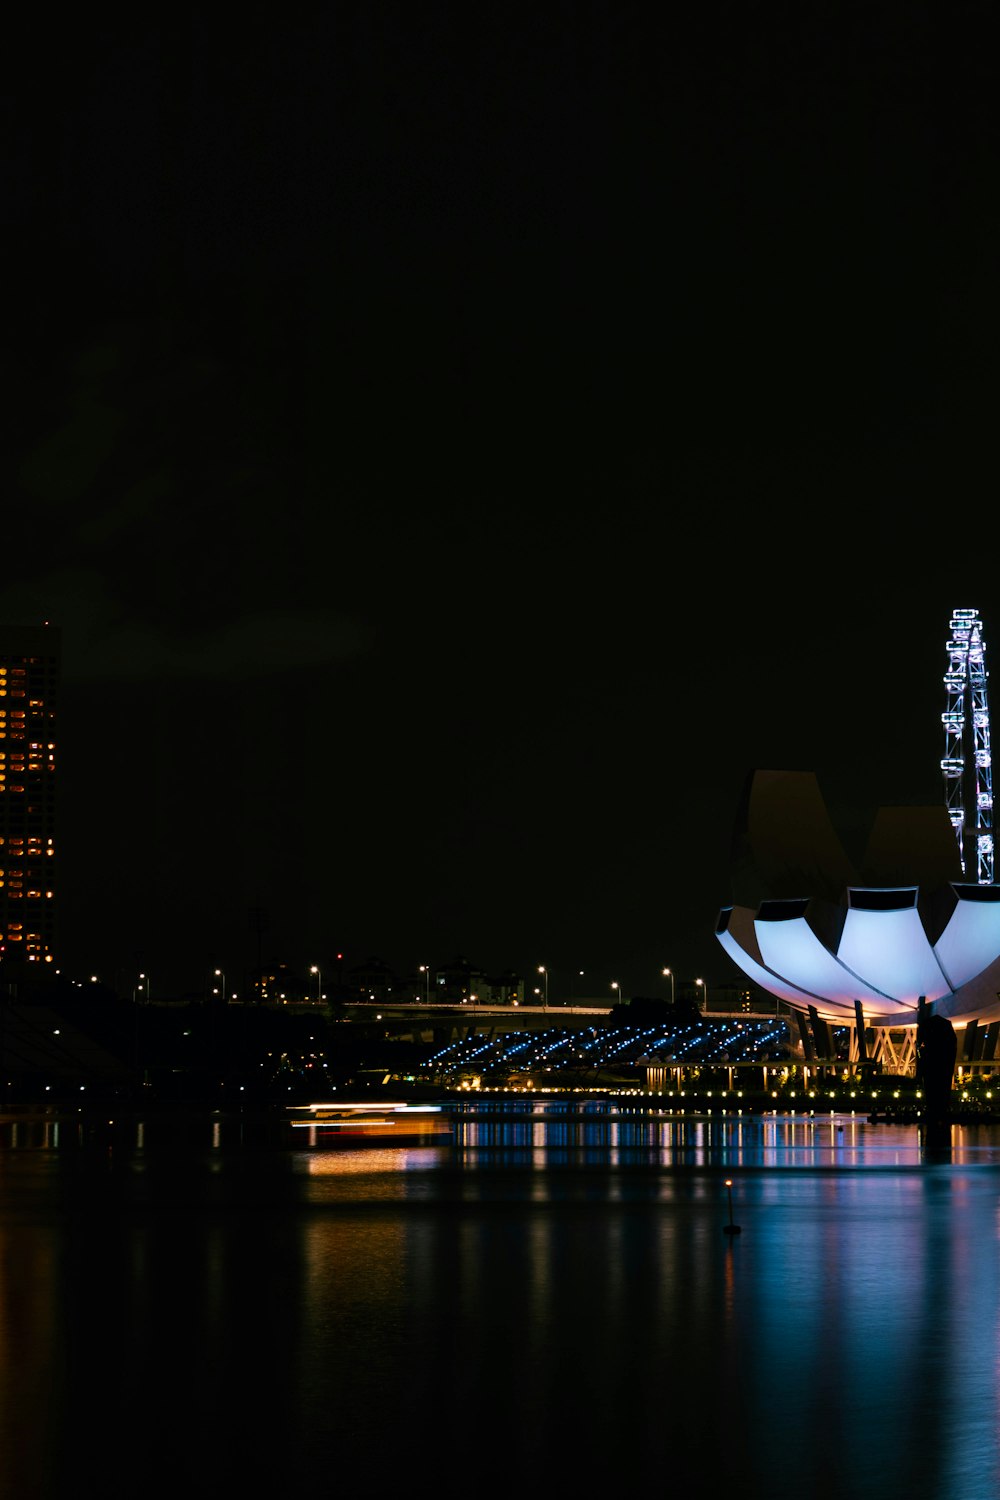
(252, 960, 306, 1003)
(432, 955, 483, 1004)
(703, 982, 795, 1016)
(0, 625, 60, 971)
(481, 969, 525, 1006)
(431, 956, 524, 1006)
(346, 955, 398, 1003)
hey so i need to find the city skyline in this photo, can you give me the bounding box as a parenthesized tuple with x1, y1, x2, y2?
(46, 934, 727, 1012)
(6, 10, 997, 999)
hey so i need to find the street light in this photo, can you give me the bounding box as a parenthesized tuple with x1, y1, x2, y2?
(537, 965, 548, 1010)
(309, 964, 322, 1002)
(611, 981, 621, 1004)
(662, 967, 675, 1006)
(696, 977, 708, 1014)
(213, 968, 226, 1003)
(419, 964, 431, 1003)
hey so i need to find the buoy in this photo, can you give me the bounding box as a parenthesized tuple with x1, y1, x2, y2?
(723, 1177, 741, 1236)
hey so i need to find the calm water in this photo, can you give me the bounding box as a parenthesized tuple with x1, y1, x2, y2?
(2, 1103, 1000, 1500)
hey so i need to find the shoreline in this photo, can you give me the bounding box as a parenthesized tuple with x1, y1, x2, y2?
(2, 1088, 999, 1127)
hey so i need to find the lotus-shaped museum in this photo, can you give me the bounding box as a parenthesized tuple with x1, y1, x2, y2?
(716, 769, 1000, 1030)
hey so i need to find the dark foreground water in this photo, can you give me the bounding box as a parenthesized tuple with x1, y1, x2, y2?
(2, 1103, 1000, 1500)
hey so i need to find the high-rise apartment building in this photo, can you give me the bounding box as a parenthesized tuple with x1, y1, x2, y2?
(0, 626, 59, 967)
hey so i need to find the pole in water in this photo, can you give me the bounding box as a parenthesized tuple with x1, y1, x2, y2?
(723, 1178, 741, 1236)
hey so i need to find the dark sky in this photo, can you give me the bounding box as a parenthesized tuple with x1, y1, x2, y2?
(5, 6, 1000, 1000)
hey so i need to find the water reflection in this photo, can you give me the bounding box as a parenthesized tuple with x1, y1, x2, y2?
(1, 1108, 1000, 1497)
(449, 1101, 1000, 1171)
(4, 1103, 999, 1171)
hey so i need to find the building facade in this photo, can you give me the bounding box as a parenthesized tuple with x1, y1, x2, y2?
(0, 626, 59, 969)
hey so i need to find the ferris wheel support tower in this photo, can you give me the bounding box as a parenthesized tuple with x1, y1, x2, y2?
(941, 607, 995, 884)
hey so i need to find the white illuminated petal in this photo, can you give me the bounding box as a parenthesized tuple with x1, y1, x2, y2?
(716, 911, 820, 1009)
(754, 907, 891, 1007)
(837, 895, 949, 1002)
(933, 885, 1000, 990)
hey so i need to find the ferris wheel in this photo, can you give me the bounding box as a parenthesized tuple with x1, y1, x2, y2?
(941, 607, 995, 883)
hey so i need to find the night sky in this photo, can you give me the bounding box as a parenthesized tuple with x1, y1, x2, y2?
(5, 7, 999, 1000)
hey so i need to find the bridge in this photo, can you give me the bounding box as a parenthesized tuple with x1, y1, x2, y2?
(338, 1002, 612, 1044)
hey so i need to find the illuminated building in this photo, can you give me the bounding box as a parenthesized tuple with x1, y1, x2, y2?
(715, 767, 1000, 1029)
(0, 625, 60, 969)
(716, 611, 1000, 1051)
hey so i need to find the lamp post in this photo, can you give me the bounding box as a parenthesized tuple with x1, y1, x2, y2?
(419, 964, 430, 1004)
(213, 968, 226, 1003)
(662, 967, 675, 1006)
(696, 977, 708, 1014)
(611, 981, 621, 1004)
(537, 965, 548, 1011)
(309, 964, 322, 1002)
(132, 972, 149, 1083)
